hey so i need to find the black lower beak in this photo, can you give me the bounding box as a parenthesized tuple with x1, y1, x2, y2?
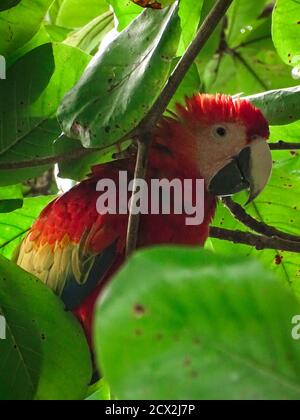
(208, 147, 251, 196)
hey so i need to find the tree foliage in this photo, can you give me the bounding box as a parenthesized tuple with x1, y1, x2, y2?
(0, 0, 300, 400)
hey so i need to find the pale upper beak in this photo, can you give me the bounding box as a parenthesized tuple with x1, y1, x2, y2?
(208, 138, 272, 204)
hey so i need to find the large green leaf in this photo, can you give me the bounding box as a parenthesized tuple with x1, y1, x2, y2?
(0, 195, 54, 259)
(0, 0, 54, 56)
(58, 4, 180, 149)
(0, 255, 92, 400)
(272, 0, 300, 69)
(95, 247, 300, 400)
(0, 43, 90, 185)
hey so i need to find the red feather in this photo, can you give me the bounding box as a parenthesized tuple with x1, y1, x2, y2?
(176, 94, 270, 140)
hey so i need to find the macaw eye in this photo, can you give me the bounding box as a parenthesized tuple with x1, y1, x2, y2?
(212, 125, 228, 139)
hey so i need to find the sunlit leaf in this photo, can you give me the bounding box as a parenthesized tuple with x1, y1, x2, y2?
(58, 4, 180, 149)
(95, 247, 300, 400)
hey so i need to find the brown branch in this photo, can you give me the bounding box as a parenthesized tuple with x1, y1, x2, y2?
(222, 197, 300, 243)
(136, 0, 234, 134)
(126, 134, 152, 256)
(210, 227, 300, 253)
(270, 141, 300, 151)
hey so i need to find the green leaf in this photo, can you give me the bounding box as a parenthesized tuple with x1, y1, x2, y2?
(95, 247, 300, 400)
(0, 0, 22, 11)
(0, 184, 23, 213)
(58, 4, 181, 149)
(272, 0, 300, 69)
(86, 379, 111, 400)
(65, 11, 114, 55)
(244, 86, 300, 125)
(0, 43, 90, 185)
(0, 0, 54, 56)
(0, 195, 54, 259)
(48, 0, 109, 29)
(0, 255, 92, 400)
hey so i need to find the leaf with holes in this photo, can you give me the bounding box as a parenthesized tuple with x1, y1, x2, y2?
(58, 4, 180, 149)
(0, 43, 90, 185)
(272, 0, 300, 69)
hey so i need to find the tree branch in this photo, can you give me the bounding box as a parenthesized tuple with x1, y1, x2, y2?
(222, 197, 300, 243)
(126, 134, 152, 256)
(210, 227, 300, 253)
(0, 147, 96, 170)
(270, 141, 300, 150)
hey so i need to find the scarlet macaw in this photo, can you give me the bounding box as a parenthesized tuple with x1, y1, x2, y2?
(16, 94, 272, 341)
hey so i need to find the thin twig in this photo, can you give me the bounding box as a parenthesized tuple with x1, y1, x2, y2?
(126, 134, 152, 256)
(222, 197, 300, 243)
(270, 142, 300, 151)
(210, 227, 300, 253)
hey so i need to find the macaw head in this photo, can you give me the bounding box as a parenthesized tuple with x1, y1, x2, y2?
(167, 94, 272, 203)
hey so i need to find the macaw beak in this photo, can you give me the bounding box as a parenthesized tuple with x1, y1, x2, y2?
(208, 138, 272, 204)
